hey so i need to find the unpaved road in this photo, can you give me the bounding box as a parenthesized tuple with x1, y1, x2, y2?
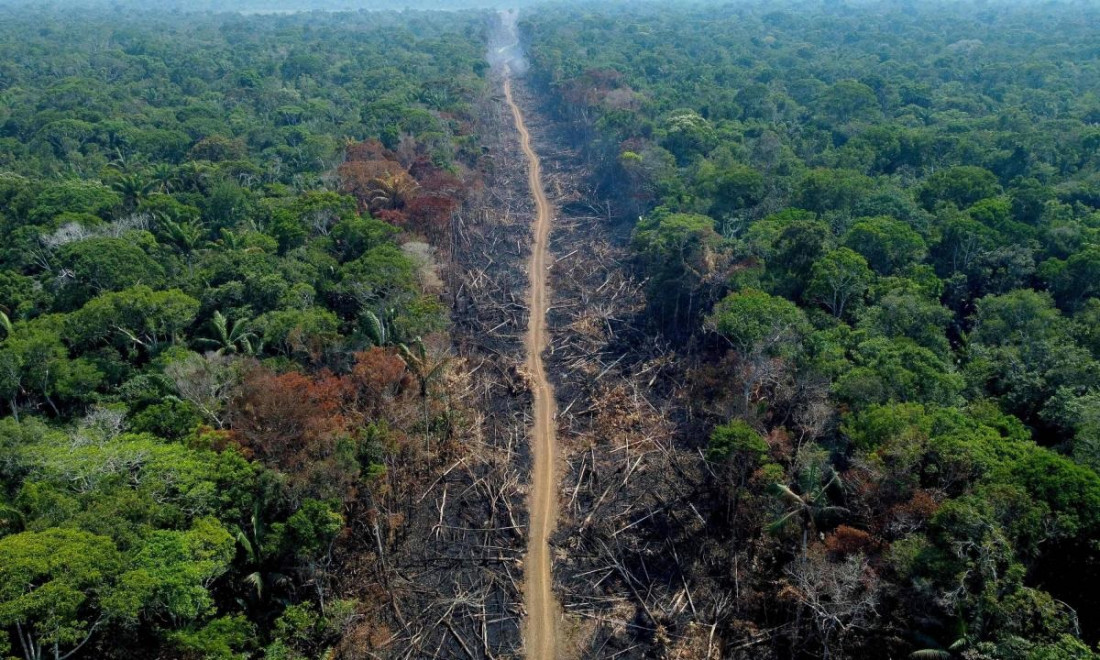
(504, 70, 561, 659)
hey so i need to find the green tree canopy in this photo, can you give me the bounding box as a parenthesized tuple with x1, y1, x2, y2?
(708, 288, 809, 356)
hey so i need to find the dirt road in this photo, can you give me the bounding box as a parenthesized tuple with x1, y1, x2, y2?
(504, 70, 561, 659)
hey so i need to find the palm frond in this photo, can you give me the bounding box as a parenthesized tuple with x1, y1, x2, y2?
(362, 309, 387, 346)
(234, 529, 256, 562)
(909, 651, 951, 660)
(243, 571, 263, 598)
(772, 483, 806, 506)
(766, 508, 802, 534)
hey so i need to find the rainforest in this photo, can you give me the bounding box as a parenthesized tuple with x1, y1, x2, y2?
(1, 1, 1099, 658)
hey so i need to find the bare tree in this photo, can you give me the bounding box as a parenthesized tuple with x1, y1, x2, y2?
(164, 352, 240, 428)
(785, 548, 880, 659)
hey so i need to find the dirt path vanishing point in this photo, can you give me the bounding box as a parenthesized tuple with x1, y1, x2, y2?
(504, 69, 561, 659)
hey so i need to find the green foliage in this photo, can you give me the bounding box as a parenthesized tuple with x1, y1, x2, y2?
(335, 245, 418, 312)
(660, 110, 716, 164)
(703, 164, 764, 217)
(0, 316, 103, 415)
(0, 271, 51, 321)
(708, 288, 809, 356)
(966, 289, 1098, 424)
(834, 337, 964, 409)
(118, 518, 235, 621)
(526, 2, 1100, 654)
(329, 215, 399, 263)
(633, 211, 722, 333)
(55, 237, 165, 310)
(751, 212, 831, 299)
(283, 499, 343, 558)
(796, 168, 875, 216)
(0, 528, 123, 656)
(70, 285, 199, 352)
(15, 430, 255, 531)
(806, 247, 874, 319)
(817, 79, 883, 125)
(2, 1, 1099, 657)
(0, 10, 487, 652)
(1048, 246, 1100, 311)
(129, 399, 203, 440)
(29, 181, 121, 223)
(253, 307, 340, 359)
(170, 615, 255, 660)
(919, 166, 1001, 211)
(857, 291, 952, 355)
(706, 420, 767, 463)
(196, 310, 256, 356)
(843, 216, 928, 276)
(842, 401, 931, 451)
(265, 599, 356, 660)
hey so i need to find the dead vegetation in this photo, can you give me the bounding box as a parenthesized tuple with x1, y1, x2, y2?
(330, 75, 541, 659)
(499, 83, 748, 659)
(334, 73, 783, 660)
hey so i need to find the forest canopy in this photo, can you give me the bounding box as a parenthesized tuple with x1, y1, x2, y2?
(2, 0, 1100, 658)
(522, 0, 1100, 657)
(0, 5, 489, 657)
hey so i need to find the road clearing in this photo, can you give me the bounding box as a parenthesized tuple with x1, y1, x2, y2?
(504, 68, 561, 660)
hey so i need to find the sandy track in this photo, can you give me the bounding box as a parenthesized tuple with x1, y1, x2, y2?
(504, 71, 561, 659)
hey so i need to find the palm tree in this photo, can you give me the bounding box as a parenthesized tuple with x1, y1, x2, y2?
(0, 502, 22, 533)
(398, 337, 451, 451)
(149, 163, 178, 193)
(769, 461, 848, 556)
(368, 172, 418, 211)
(178, 161, 211, 192)
(215, 228, 246, 251)
(235, 503, 290, 604)
(910, 650, 952, 659)
(161, 218, 205, 253)
(197, 311, 256, 355)
(106, 150, 130, 172)
(418, 84, 452, 109)
(158, 218, 206, 275)
(361, 309, 391, 347)
(111, 173, 154, 210)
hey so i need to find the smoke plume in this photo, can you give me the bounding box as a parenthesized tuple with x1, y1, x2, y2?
(487, 9, 527, 75)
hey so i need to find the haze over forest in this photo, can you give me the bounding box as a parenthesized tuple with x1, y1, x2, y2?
(0, 0, 1099, 658)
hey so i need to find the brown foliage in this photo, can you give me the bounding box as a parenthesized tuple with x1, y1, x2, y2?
(561, 68, 627, 110)
(825, 525, 876, 557)
(405, 195, 457, 246)
(369, 171, 419, 211)
(227, 350, 414, 500)
(766, 426, 795, 464)
(411, 160, 464, 198)
(372, 209, 408, 225)
(337, 160, 410, 214)
(230, 369, 348, 475)
(188, 425, 235, 452)
(347, 347, 414, 418)
(339, 142, 470, 252)
(884, 489, 940, 537)
(344, 139, 395, 163)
